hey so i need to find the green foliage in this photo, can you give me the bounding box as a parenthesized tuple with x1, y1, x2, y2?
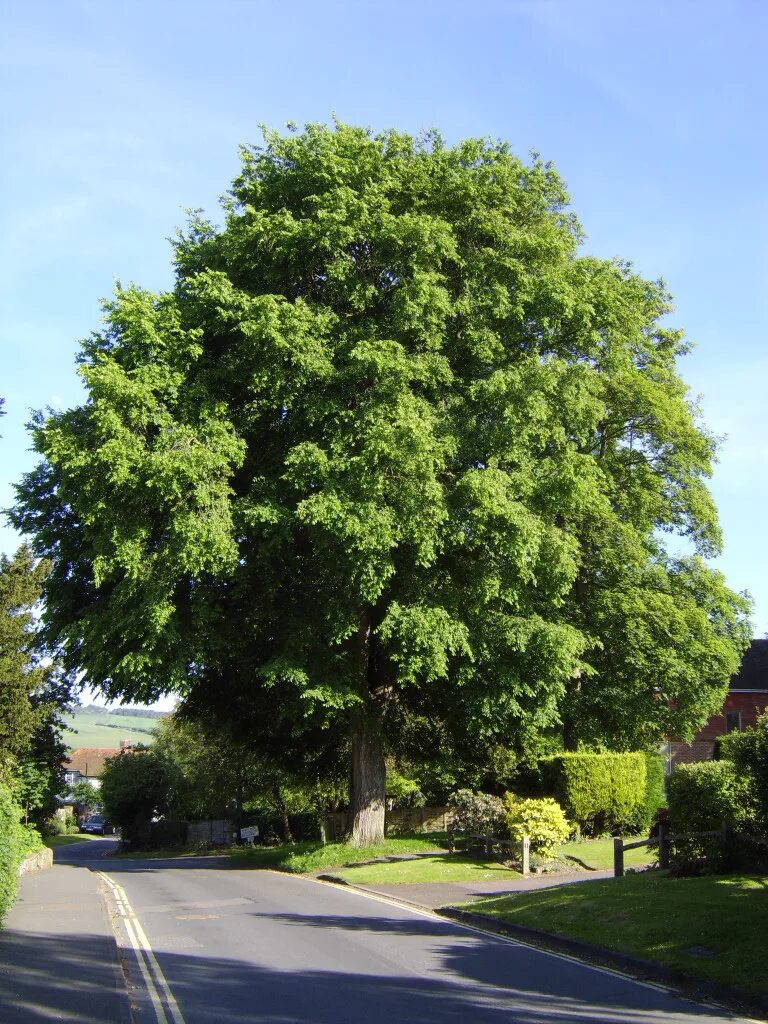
(385, 768, 425, 808)
(69, 780, 101, 815)
(624, 751, 666, 834)
(719, 711, 768, 836)
(0, 547, 71, 832)
(447, 789, 505, 836)
(503, 794, 571, 858)
(12, 123, 751, 844)
(153, 711, 346, 832)
(544, 751, 646, 835)
(0, 547, 48, 759)
(667, 760, 748, 833)
(0, 781, 40, 925)
(100, 749, 173, 847)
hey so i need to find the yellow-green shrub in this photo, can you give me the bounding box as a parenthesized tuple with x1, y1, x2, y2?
(503, 794, 571, 858)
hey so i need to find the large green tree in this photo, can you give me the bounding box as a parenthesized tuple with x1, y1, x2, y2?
(12, 124, 750, 844)
(0, 544, 70, 826)
(0, 546, 50, 760)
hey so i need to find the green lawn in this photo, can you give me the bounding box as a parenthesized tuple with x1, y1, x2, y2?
(114, 835, 448, 870)
(339, 853, 520, 885)
(559, 837, 654, 871)
(232, 835, 448, 874)
(44, 834, 102, 848)
(332, 837, 653, 886)
(466, 872, 768, 996)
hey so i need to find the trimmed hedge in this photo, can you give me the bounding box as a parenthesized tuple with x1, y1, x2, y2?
(543, 752, 646, 836)
(631, 751, 666, 833)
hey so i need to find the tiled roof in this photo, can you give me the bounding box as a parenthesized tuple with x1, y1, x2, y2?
(65, 747, 125, 777)
(730, 639, 768, 691)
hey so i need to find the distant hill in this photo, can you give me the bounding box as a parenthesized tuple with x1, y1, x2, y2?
(63, 705, 168, 751)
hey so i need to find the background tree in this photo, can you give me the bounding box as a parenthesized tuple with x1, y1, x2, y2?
(13, 124, 750, 844)
(100, 748, 172, 846)
(69, 780, 102, 820)
(155, 706, 346, 841)
(0, 546, 48, 759)
(0, 545, 71, 828)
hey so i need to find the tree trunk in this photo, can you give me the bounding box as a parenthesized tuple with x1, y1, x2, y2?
(349, 707, 386, 846)
(273, 785, 293, 843)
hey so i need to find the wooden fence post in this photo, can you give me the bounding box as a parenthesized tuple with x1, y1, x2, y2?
(484, 833, 492, 857)
(613, 837, 624, 877)
(522, 836, 530, 877)
(720, 819, 731, 864)
(658, 822, 670, 870)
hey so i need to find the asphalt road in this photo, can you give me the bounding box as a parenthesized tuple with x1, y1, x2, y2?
(0, 840, 754, 1024)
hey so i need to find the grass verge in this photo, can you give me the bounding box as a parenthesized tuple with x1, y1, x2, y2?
(44, 834, 102, 848)
(465, 872, 768, 996)
(332, 837, 653, 886)
(231, 835, 447, 873)
(338, 854, 519, 885)
(113, 834, 448, 869)
(559, 837, 654, 871)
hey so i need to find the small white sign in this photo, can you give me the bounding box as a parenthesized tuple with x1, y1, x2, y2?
(240, 825, 259, 841)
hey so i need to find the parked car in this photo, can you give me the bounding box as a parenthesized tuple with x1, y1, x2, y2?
(80, 815, 110, 835)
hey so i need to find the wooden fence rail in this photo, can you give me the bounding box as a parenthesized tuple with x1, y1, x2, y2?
(612, 820, 759, 877)
(448, 831, 530, 876)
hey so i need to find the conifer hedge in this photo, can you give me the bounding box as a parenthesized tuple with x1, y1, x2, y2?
(543, 752, 646, 835)
(0, 780, 41, 925)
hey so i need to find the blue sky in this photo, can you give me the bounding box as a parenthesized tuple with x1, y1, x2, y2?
(2, 0, 767, 653)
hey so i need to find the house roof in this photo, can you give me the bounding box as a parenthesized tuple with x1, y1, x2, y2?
(730, 639, 768, 692)
(65, 747, 126, 777)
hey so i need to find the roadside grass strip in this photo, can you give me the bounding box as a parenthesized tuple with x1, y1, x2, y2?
(338, 853, 521, 885)
(98, 871, 186, 1024)
(464, 872, 768, 997)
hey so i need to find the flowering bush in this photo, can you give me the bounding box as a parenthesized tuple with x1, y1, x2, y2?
(447, 789, 505, 836)
(503, 794, 571, 858)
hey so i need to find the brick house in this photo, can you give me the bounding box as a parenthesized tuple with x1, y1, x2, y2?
(669, 638, 768, 767)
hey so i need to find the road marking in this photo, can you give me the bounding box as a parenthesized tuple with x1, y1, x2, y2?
(305, 875, 721, 1007)
(98, 872, 187, 1024)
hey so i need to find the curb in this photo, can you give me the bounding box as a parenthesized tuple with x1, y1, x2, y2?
(317, 874, 768, 1021)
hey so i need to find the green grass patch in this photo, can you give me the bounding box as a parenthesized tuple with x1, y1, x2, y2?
(232, 835, 447, 873)
(44, 834, 102, 848)
(560, 837, 654, 871)
(466, 872, 768, 996)
(113, 834, 448, 869)
(331, 838, 651, 886)
(339, 853, 520, 885)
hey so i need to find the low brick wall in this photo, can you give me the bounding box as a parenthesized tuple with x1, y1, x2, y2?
(18, 847, 53, 877)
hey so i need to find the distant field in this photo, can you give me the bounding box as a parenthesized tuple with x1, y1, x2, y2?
(63, 705, 166, 751)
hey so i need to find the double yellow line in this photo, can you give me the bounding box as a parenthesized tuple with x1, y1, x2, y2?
(98, 871, 186, 1024)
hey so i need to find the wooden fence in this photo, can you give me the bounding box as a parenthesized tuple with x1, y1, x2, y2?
(612, 821, 768, 877)
(448, 831, 531, 876)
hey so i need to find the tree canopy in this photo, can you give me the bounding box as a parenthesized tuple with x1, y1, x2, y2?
(12, 123, 751, 843)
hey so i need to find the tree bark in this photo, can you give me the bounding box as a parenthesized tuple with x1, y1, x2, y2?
(349, 706, 386, 846)
(273, 785, 293, 843)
